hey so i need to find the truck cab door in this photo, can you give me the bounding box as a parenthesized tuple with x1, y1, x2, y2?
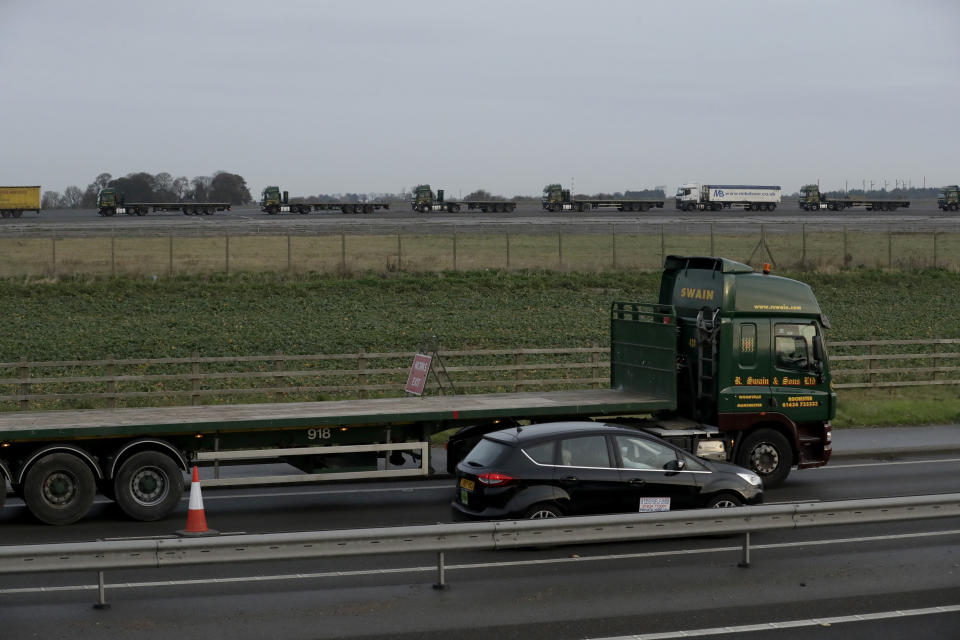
(769, 322, 832, 423)
(722, 319, 775, 416)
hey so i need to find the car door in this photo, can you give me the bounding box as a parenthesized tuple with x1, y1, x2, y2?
(553, 435, 623, 515)
(614, 435, 701, 511)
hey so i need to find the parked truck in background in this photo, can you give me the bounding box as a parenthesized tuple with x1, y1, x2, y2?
(411, 185, 516, 213)
(0, 255, 834, 525)
(798, 184, 911, 212)
(541, 184, 665, 212)
(937, 185, 959, 212)
(0, 186, 41, 218)
(96, 188, 231, 216)
(675, 184, 781, 211)
(260, 186, 391, 215)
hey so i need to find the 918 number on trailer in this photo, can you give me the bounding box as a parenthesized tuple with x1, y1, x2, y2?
(307, 428, 332, 440)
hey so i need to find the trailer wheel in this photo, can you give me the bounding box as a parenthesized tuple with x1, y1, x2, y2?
(23, 453, 96, 525)
(736, 429, 792, 488)
(113, 451, 184, 522)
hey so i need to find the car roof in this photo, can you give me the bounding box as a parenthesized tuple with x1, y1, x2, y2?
(484, 421, 656, 446)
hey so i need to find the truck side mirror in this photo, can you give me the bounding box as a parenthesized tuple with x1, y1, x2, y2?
(813, 335, 824, 362)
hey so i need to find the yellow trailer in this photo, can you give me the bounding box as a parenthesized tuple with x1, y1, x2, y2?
(0, 186, 41, 218)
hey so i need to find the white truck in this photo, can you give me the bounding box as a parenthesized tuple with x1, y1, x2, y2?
(675, 184, 781, 212)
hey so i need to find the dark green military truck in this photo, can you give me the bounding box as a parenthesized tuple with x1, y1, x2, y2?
(0, 256, 834, 525)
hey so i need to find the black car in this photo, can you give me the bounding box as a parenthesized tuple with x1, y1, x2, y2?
(451, 421, 762, 520)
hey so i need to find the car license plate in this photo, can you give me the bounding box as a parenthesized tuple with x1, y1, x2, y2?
(459, 478, 475, 491)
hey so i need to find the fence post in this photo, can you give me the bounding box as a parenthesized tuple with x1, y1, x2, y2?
(506, 233, 510, 269)
(111, 236, 116, 277)
(933, 342, 941, 381)
(801, 223, 806, 269)
(710, 222, 715, 257)
(358, 349, 367, 399)
(106, 357, 116, 409)
(452, 232, 457, 271)
(191, 351, 201, 406)
(558, 233, 563, 268)
(19, 356, 30, 411)
(169, 236, 174, 277)
(514, 351, 522, 392)
(274, 351, 285, 402)
(869, 344, 877, 387)
(287, 235, 292, 272)
(888, 224, 892, 268)
(51, 229, 56, 278)
(933, 231, 938, 268)
(397, 233, 402, 271)
(660, 224, 665, 262)
(225, 234, 230, 275)
(843, 226, 848, 269)
(611, 224, 617, 269)
(341, 229, 346, 272)
(591, 347, 600, 389)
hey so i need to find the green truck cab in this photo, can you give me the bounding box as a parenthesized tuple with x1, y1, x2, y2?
(798, 184, 909, 212)
(937, 185, 959, 211)
(654, 256, 834, 485)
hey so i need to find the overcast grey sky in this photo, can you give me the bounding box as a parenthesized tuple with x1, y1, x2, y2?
(2, 0, 957, 198)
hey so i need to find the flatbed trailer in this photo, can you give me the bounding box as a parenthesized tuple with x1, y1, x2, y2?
(411, 185, 516, 213)
(260, 186, 390, 215)
(541, 184, 664, 212)
(798, 184, 910, 212)
(0, 256, 835, 526)
(96, 189, 230, 216)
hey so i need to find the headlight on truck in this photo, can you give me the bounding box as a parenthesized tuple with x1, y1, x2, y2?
(737, 472, 763, 487)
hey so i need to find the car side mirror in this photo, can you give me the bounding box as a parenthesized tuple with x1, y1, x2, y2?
(666, 457, 685, 471)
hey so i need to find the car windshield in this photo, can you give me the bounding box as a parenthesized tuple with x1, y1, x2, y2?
(463, 438, 511, 467)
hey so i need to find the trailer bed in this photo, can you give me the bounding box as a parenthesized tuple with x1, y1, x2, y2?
(0, 390, 673, 440)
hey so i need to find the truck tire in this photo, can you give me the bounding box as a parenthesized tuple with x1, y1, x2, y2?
(113, 451, 184, 522)
(23, 452, 97, 525)
(736, 429, 793, 488)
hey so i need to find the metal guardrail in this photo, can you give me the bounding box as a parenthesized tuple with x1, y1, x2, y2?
(2, 493, 958, 607)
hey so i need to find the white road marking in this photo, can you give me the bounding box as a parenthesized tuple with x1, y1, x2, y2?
(2, 528, 958, 595)
(818, 457, 960, 470)
(587, 604, 960, 639)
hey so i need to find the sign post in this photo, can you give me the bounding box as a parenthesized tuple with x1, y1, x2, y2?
(405, 353, 432, 396)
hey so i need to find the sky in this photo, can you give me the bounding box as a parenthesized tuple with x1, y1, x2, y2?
(1, 0, 958, 198)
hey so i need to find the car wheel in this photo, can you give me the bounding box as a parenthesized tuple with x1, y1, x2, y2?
(736, 428, 793, 487)
(706, 492, 742, 508)
(524, 503, 562, 519)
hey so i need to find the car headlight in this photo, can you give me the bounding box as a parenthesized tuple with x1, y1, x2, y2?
(737, 472, 763, 487)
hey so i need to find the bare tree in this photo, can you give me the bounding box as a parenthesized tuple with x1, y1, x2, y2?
(172, 176, 189, 200)
(41, 190, 63, 209)
(62, 186, 84, 208)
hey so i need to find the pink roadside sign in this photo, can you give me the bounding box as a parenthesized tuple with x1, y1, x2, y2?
(405, 353, 432, 395)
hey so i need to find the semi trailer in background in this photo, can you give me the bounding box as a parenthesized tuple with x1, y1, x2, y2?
(260, 186, 390, 215)
(798, 184, 911, 212)
(0, 186, 41, 218)
(541, 184, 665, 212)
(676, 184, 781, 211)
(97, 188, 231, 216)
(411, 185, 516, 213)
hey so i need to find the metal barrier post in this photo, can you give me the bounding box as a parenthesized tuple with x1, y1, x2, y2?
(433, 551, 447, 590)
(738, 532, 751, 568)
(93, 571, 110, 609)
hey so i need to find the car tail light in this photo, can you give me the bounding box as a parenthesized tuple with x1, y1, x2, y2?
(477, 472, 514, 486)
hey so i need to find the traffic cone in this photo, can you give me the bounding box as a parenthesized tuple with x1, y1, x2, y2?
(177, 466, 218, 537)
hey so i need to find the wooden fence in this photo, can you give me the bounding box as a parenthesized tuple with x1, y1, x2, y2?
(1, 339, 958, 412)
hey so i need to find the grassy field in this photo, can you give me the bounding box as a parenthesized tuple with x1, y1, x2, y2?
(2, 268, 959, 426)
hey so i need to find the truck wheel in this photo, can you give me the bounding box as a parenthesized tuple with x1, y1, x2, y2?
(736, 429, 792, 487)
(23, 453, 96, 525)
(113, 451, 184, 522)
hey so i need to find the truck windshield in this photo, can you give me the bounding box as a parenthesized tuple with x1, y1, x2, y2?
(676, 188, 691, 197)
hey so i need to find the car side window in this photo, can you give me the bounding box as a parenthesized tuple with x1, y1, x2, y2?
(615, 435, 678, 470)
(523, 441, 555, 465)
(558, 436, 612, 468)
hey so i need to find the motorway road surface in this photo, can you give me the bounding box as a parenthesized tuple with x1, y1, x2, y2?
(1, 427, 959, 639)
